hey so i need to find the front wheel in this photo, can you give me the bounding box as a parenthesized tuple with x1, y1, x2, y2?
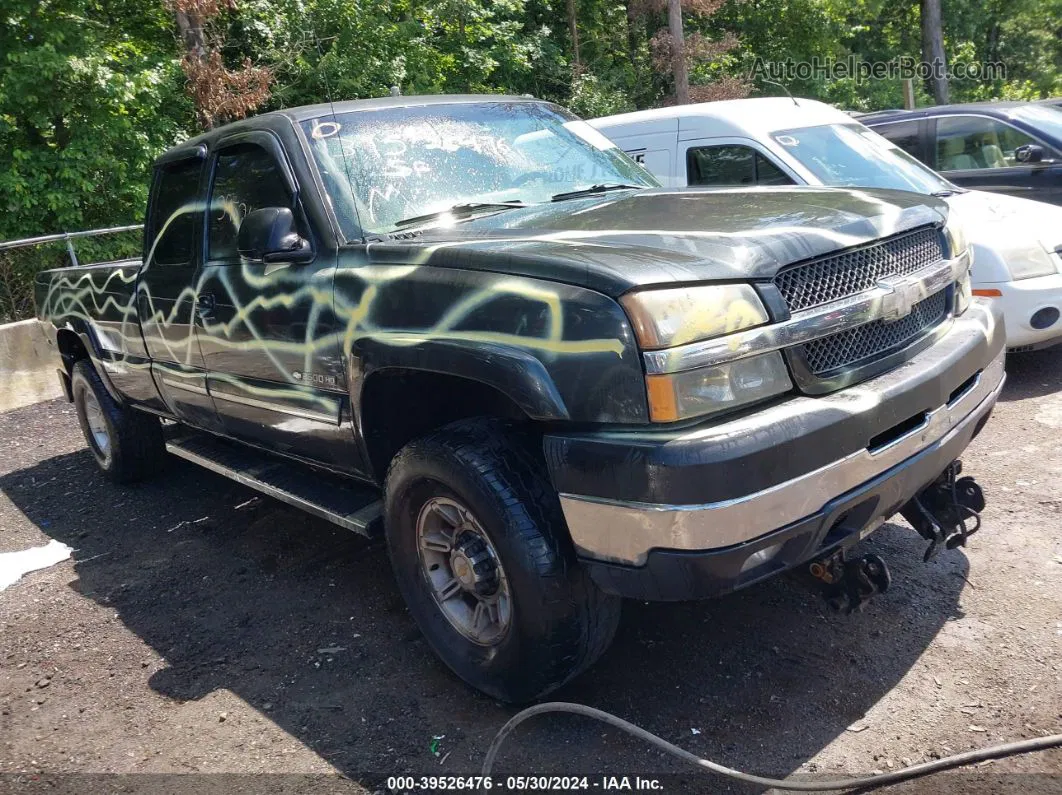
(71, 359, 165, 484)
(384, 419, 620, 703)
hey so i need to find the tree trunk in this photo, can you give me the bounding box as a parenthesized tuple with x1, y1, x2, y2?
(175, 10, 206, 60)
(920, 0, 949, 105)
(668, 0, 689, 104)
(175, 9, 211, 128)
(986, 21, 1000, 64)
(567, 0, 581, 71)
(624, 0, 641, 71)
(173, 2, 271, 131)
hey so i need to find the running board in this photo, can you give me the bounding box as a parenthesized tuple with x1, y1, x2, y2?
(165, 431, 382, 535)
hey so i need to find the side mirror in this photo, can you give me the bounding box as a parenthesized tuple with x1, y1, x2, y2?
(1015, 144, 1044, 164)
(237, 207, 313, 264)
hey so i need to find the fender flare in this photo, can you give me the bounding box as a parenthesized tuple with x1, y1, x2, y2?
(54, 320, 124, 404)
(350, 336, 571, 425)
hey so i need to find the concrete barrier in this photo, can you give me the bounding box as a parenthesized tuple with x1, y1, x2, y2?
(0, 320, 63, 413)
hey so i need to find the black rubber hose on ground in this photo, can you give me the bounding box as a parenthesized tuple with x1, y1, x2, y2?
(481, 702, 1062, 792)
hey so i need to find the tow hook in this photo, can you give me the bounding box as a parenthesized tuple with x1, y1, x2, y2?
(807, 549, 891, 613)
(899, 460, 985, 562)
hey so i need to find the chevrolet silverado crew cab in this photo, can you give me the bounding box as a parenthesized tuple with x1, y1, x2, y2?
(36, 95, 1004, 703)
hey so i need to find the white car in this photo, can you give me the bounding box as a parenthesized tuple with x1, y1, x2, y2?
(591, 98, 1062, 350)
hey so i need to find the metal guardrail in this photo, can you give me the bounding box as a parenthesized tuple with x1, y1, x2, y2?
(0, 224, 143, 267)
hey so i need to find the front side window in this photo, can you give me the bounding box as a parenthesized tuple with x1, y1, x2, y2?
(935, 116, 1037, 171)
(771, 123, 952, 194)
(208, 143, 295, 261)
(148, 159, 202, 266)
(686, 145, 793, 187)
(300, 101, 657, 236)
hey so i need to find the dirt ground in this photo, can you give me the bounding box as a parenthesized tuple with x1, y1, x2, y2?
(0, 351, 1060, 795)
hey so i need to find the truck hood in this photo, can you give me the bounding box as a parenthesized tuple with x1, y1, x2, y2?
(365, 186, 948, 296)
(944, 190, 1062, 282)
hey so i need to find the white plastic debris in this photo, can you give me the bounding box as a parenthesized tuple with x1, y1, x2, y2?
(0, 540, 72, 591)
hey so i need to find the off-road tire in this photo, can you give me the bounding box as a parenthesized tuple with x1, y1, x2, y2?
(384, 418, 621, 703)
(71, 359, 166, 484)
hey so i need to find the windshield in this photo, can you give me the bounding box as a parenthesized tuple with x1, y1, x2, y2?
(771, 123, 953, 194)
(300, 101, 657, 236)
(1011, 105, 1062, 143)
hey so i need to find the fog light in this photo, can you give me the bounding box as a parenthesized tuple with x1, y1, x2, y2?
(1030, 307, 1060, 330)
(739, 542, 783, 574)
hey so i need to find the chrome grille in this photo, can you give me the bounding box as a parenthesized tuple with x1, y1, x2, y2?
(775, 226, 944, 313)
(801, 289, 948, 375)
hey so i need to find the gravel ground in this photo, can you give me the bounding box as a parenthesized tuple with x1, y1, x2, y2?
(0, 352, 1060, 794)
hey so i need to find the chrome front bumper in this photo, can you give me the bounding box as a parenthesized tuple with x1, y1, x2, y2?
(557, 304, 1005, 566)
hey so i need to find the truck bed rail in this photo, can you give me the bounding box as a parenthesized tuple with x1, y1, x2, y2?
(0, 224, 143, 267)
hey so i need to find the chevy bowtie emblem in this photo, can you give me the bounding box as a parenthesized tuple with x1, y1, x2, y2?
(877, 277, 921, 323)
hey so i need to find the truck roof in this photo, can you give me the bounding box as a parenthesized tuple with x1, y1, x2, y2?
(159, 94, 541, 165)
(275, 93, 539, 122)
(589, 97, 854, 140)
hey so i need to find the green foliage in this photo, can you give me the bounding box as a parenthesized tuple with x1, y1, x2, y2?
(567, 73, 636, 117)
(2, 0, 1061, 320)
(0, 0, 192, 320)
(238, 0, 559, 105)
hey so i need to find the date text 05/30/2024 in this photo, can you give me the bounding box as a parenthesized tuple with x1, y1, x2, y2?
(384, 775, 665, 791)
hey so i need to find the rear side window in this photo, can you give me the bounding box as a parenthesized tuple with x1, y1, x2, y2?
(687, 145, 793, 187)
(148, 159, 202, 266)
(208, 143, 295, 262)
(872, 120, 922, 159)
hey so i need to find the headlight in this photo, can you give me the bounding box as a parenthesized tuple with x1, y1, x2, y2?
(620, 284, 768, 349)
(1003, 239, 1059, 280)
(645, 353, 793, 422)
(943, 216, 970, 261)
(622, 283, 792, 422)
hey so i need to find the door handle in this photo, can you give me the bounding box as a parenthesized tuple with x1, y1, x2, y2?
(196, 292, 216, 317)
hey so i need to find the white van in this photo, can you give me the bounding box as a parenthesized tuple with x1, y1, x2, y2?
(591, 98, 1062, 350)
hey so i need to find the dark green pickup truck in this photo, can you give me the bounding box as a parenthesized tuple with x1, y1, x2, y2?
(36, 95, 1003, 702)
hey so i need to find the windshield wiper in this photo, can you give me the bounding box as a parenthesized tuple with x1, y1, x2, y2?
(931, 189, 959, 197)
(551, 183, 645, 202)
(393, 201, 526, 229)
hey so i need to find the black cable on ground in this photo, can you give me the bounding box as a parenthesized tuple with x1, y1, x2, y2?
(482, 702, 1062, 792)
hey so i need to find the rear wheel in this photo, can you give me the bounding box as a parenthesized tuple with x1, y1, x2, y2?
(71, 359, 165, 483)
(384, 419, 620, 703)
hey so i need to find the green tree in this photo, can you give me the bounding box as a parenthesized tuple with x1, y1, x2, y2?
(0, 0, 193, 320)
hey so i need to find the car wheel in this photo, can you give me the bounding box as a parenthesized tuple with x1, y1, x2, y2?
(71, 359, 165, 484)
(384, 418, 620, 703)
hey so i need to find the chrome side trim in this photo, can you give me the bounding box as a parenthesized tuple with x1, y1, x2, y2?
(209, 389, 340, 425)
(644, 252, 968, 375)
(161, 378, 210, 397)
(560, 346, 1004, 566)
